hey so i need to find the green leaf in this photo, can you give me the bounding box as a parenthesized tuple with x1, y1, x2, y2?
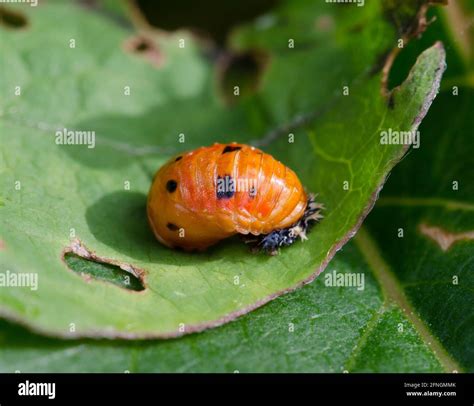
(0, 241, 446, 373)
(364, 73, 474, 373)
(0, 1, 445, 341)
(353, 2, 474, 372)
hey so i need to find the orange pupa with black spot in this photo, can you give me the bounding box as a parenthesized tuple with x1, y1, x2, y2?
(147, 143, 323, 254)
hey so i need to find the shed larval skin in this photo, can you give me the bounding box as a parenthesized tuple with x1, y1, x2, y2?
(147, 143, 308, 251)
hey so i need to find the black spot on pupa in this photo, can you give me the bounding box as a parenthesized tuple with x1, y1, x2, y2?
(249, 186, 257, 198)
(175, 156, 182, 162)
(166, 180, 178, 192)
(222, 145, 242, 154)
(216, 175, 235, 199)
(167, 223, 180, 231)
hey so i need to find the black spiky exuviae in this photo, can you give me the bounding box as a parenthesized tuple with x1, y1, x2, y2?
(242, 194, 324, 255)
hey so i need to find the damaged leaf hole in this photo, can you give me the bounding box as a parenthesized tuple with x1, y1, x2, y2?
(134, 0, 278, 46)
(218, 50, 269, 103)
(134, 38, 151, 52)
(63, 241, 145, 292)
(123, 35, 164, 68)
(0, 6, 28, 29)
(377, 1, 441, 101)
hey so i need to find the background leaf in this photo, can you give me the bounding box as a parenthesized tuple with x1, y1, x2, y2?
(0, 1, 445, 338)
(1, 0, 471, 374)
(0, 242, 445, 373)
(364, 5, 474, 371)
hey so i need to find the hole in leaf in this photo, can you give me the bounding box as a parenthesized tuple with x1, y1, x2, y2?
(377, 1, 441, 98)
(134, 0, 279, 46)
(0, 6, 28, 29)
(123, 35, 164, 68)
(218, 51, 269, 103)
(134, 39, 151, 52)
(64, 253, 145, 292)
